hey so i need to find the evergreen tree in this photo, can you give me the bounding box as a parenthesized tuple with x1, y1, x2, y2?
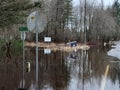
(114, 0, 120, 25)
(0, 0, 41, 27)
(59, 0, 73, 29)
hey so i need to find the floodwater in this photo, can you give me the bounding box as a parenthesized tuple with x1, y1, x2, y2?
(0, 46, 120, 90)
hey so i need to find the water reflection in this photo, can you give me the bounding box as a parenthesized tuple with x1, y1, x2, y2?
(39, 51, 70, 90)
(66, 51, 78, 68)
(66, 50, 91, 90)
(109, 62, 120, 88)
(25, 49, 70, 90)
(0, 47, 120, 90)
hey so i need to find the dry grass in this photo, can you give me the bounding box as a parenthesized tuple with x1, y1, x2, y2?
(25, 42, 90, 52)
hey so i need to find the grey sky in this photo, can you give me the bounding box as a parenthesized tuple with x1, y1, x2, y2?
(73, 0, 114, 7)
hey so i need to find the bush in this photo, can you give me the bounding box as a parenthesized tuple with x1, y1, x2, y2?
(11, 40, 23, 55)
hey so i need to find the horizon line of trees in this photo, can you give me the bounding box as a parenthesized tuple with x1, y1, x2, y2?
(0, 0, 120, 43)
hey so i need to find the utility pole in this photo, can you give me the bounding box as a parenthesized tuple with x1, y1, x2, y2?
(84, 0, 87, 44)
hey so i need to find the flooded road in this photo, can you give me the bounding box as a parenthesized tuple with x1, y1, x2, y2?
(0, 46, 120, 90)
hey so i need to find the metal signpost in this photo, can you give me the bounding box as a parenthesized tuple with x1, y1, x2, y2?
(19, 26, 28, 90)
(26, 6, 47, 89)
(35, 11, 39, 89)
(27, 11, 39, 89)
(27, 10, 46, 90)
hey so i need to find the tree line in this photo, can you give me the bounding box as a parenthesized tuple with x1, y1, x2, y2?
(0, 0, 120, 43)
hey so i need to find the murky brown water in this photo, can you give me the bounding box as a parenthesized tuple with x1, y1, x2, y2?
(0, 46, 120, 90)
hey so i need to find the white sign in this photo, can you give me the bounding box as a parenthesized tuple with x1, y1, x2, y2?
(21, 32, 26, 40)
(44, 49, 51, 54)
(44, 37, 51, 42)
(27, 11, 36, 31)
(27, 11, 47, 33)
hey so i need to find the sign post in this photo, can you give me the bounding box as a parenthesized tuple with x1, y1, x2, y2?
(19, 27, 28, 89)
(27, 10, 47, 90)
(35, 11, 39, 89)
(27, 11, 39, 89)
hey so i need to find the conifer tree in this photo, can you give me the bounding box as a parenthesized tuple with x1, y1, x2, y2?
(0, 0, 41, 27)
(114, 0, 120, 25)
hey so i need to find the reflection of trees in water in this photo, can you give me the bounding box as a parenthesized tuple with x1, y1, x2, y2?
(0, 43, 23, 64)
(26, 47, 120, 89)
(73, 50, 91, 90)
(0, 64, 22, 90)
(0, 47, 24, 89)
(89, 47, 120, 89)
(109, 63, 120, 87)
(38, 51, 70, 90)
(66, 47, 120, 90)
(88, 48, 110, 77)
(83, 48, 112, 83)
(0, 46, 25, 89)
(0, 48, 70, 90)
(25, 48, 70, 90)
(1, 47, 120, 90)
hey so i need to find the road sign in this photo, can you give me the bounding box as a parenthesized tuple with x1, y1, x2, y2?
(44, 37, 51, 42)
(27, 11, 47, 84)
(19, 27, 28, 31)
(27, 11, 47, 33)
(27, 11, 36, 31)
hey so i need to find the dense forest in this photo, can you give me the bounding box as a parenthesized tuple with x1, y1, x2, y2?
(0, 0, 120, 43)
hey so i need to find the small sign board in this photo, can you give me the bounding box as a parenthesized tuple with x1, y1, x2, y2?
(44, 37, 51, 42)
(44, 49, 51, 54)
(19, 27, 28, 31)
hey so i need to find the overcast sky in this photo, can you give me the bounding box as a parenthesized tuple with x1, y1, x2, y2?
(73, 0, 115, 7)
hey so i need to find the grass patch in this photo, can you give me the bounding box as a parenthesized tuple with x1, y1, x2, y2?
(0, 39, 23, 57)
(11, 40, 23, 55)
